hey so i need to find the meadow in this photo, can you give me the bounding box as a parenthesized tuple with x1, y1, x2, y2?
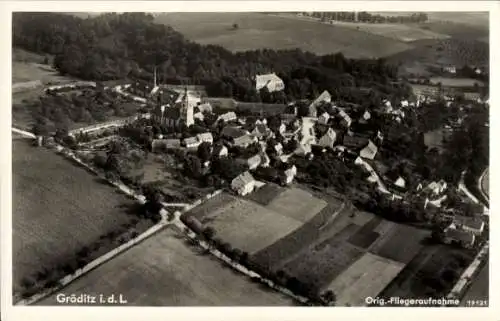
(12, 137, 150, 297)
(156, 12, 413, 58)
(38, 226, 294, 306)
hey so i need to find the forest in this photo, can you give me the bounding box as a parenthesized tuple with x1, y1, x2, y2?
(13, 12, 411, 105)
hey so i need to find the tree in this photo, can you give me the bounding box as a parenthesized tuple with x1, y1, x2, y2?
(184, 155, 203, 179)
(321, 290, 336, 306)
(197, 141, 212, 163)
(232, 23, 239, 30)
(202, 226, 216, 240)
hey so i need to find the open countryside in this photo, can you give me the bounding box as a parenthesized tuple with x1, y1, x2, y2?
(12, 136, 153, 300)
(38, 226, 294, 306)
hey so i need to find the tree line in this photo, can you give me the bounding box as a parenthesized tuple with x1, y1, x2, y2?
(299, 12, 428, 24)
(13, 12, 409, 105)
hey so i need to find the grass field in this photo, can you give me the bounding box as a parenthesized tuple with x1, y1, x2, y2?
(326, 252, 405, 306)
(378, 244, 476, 301)
(429, 77, 485, 87)
(12, 137, 149, 295)
(38, 226, 294, 306)
(188, 192, 304, 254)
(460, 263, 489, 306)
(156, 12, 413, 58)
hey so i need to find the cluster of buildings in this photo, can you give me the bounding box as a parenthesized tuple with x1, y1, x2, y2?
(442, 215, 485, 248)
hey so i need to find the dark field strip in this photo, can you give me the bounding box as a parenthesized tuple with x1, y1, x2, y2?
(245, 183, 285, 206)
(347, 216, 383, 249)
(186, 192, 235, 221)
(370, 224, 430, 265)
(282, 224, 364, 292)
(250, 200, 348, 271)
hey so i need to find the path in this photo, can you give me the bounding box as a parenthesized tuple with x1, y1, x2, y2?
(478, 167, 489, 205)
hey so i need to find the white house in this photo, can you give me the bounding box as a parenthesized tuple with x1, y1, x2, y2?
(318, 128, 337, 149)
(213, 144, 228, 158)
(443, 228, 475, 249)
(197, 132, 214, 144)
(217, 112, 237, 123)
(255, 73, 285, 92)
(318, 112, 331, 125)
(281, 165, 298, 185)
(394, 176, 406, 189)
(231, 171, 256, 196)
(426, 180, 447, 195)
(184, 137, 201, 150)
(338, 109, 352, 128)
(309, 90, 332, 117)
(359, 140, 378, 160)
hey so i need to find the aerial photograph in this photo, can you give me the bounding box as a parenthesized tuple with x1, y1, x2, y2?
(11, 11, 489, 307)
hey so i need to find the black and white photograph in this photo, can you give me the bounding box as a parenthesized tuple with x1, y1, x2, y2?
(1, 1, 496, 320)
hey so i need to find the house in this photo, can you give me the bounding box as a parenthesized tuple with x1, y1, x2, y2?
(212, 144, 228, 158)
(280, 164, 297, 185)
(295, 143, 312, 157)
(152, 89, 194, 128)
(444, 66, 457, 74)
(197, 132, 214, 144)
(194, 112, 205, 122)
(309, 90, 332, 118)
(359, 140, 378, 160)
(251, 123, 272, 140)
(359, 110, 371, 123)
(151, 139, 181, 152)
(237, 154, 262, 170)
(283, 104, 298, 119)
(450, 216, 485, 235)
(184, 137, 201, 151)
(278, 123, 287, 134)
(300, 117, 317, 146)
(338, 109, 352, 128)
(217, 112, 238, 123)
(255, 73, 285, 92)
(342, 135, 369, 150)
(425, 180, 447, 195)
(394, 176, 406, 189)
(318, 112, 330, 125)
(234, 135, 257, 148)
(196, 102, 213, 114)
(231, 171, 256, 196)
(318, 128, 337, 149)
(271, 142, 284, 156)
(443, 228, 475, 248)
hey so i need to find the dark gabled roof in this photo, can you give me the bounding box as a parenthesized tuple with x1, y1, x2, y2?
(221, 126, 247, 139)
(342, 135, 369, 149)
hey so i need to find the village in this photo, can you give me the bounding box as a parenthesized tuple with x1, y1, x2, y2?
(32, 68, 489, 253)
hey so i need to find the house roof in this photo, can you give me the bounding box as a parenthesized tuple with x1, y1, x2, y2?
(360, 140, 378, 158)
(197, 132, 213, 142)
(342, 135, 369, 149)
(212, 144, 228, 156)
(152, 139, 181, 150)
(232, 171, 255, 187)
(256, 73, 282, 85)
(453, 216, 484, 230)
(184, 137, 199, 146)
(445, 228, 475, 244)
(233, 135, 256, 147)
(218, 112, 237, 123)
(309, 90, 332, 109)
(222, 126, 247, 139)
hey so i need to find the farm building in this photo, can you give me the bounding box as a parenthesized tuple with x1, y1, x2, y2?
(217, 112, 238, 123)
(338, 109, 352, 128)
(231, 171, 256, 196)
(309, 90, 332, 118)
(359, 140, 378, 160)
(280, 165, 297, 185)
(318, 112, 331, 125)
(423, 180, 448, 195)
(443, 228, 475, 249)
(237, 154, 262, 170)
(184, 137, 201, 151)
(151, 139, 181, 152)
(233, 135, 258, 148)
(450, 216, 485, 235)
(255, 73, 285, 93)
(197, 132, 214, 144)
(318, 128, 338, 149)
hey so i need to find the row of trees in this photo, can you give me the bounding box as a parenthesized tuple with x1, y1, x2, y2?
(304, 11, 428, 24)
(13, 12, 408, 105)
(183, 220, 336, 306)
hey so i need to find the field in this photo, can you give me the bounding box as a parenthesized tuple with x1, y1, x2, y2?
(38, 226, 294, 306)
(460, 263, 489, 306)
(325, 253, 405, 306)
(156, 12, 413, 58)
(321, 20, 448, 42)
(186, 188, 326, 254)
(378, 244, 476, 302)
(12, 137, 151, 295)
(429, 77, 485, 87)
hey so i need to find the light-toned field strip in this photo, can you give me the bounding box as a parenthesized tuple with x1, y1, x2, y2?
(325, 252, 405, 306)
(38, 227, 294, 306)
(206, 197, 303, 254)
(266, 188, 327, 223)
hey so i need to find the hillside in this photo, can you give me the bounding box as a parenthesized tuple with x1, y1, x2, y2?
(155, 12, 413, 58)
